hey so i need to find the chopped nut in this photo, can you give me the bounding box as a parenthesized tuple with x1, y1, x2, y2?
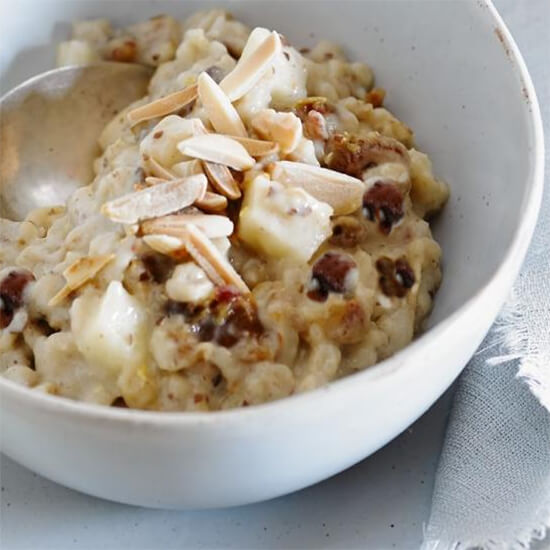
(325, 132, 409, 178)
(48, 255, 114, 306)
(197, 72, 247, 137)
(184, 223, 250, 294)
(202, 161, 241, 199)
(127, 84, 198, 125)
(294, 96, 334, 120)
(101, 174, 207, 224)
(178, 134, 255, 171)
(270, 161, 364, 215)
(365, 87, 386, 108)
(141, 213, 234, 239)
(329, 216, 365, 248)
(220, 31, 282, 101)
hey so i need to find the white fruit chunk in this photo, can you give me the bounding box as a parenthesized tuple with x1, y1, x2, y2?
(71, 281, 148, 372)
(165, 263, 214, 303)
(238, 174, 333, 262)
(140, 116, 205, 167)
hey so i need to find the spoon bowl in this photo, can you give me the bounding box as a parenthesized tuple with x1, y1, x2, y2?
(0, 63, 152, 220)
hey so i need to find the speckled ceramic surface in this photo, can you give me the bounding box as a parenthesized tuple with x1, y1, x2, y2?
(0, 0, 544, 510)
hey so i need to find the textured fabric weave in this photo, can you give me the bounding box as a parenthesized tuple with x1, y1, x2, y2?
(423, 1, 550, 548)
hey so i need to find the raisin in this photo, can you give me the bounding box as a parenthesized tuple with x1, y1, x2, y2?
(0, 270, 34, 328)
(141, 253, 176, 284)
(375, 256, 415, 298)
(362, 182, 404, 234)
(307, 252, 357, 302)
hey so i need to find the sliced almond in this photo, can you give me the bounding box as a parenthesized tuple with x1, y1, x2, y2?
(198, 72, 247, 137)
(270, 161, 365, 215)
(219, 32, 282, 102)
(141, 213, 234, 239)
(195, 191, 228, 212)
(142, 155, 177, 180)
(202, 161, 241, 199)
(142, 234, 188, 259)
(144, 176, 167, 187)
(184, 223, 249, 294)
(48, 254, 115, 306)
(127, 84, 198, 125)
(251, 109, 302, 154)
(227, 136, 279, 157)
(171, 159, 204, 178)
(101, 174, 207, 224)
(178, 134, 255, 171)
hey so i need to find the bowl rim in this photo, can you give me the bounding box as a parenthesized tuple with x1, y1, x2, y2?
(0, 0, 545, 426)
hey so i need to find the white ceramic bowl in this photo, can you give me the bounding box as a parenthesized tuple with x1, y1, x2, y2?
(0, 0, 544, 509)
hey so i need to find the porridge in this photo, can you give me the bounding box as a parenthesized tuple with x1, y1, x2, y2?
(0, 10, 449, 411)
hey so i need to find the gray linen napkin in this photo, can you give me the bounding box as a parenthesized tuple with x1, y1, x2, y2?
(422, 1, 550, 547)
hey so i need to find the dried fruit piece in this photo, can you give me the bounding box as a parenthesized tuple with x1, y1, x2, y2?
(307, 252, 358, 302)
(365, 87, 386, 108)
(228, 136, 279, 157)
(101, 174, 207, 224)
(184, 223, 250, 294)
(219, 31, 282, 101)
(178, 135, 255, 171)
(325, 132, 409, 178)
(127, 84, 198, 125)
(48, 254, 115, 306)
(197, 72, 247, 137)
(202, 161, 241, 199)
(362, 181, 404, 234)
(375, 256, 415, 297)
(270, 161, 364, 215)
(141, 213, 234, 239)
(0, 269, 35, 328)
(195, 192, 228, 212)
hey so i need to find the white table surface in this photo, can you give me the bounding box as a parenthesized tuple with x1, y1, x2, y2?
(1, 1, 548, 549)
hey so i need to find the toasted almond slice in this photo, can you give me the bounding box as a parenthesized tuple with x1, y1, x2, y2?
(48, 254, 115, 306)
(178, 134, 255, 171)
(202, 161, 241, 199)
(184, 224, 249, 293)
(270, 161, 365, 215)
(101, 174, 207, 224)
(143, 155, 176, 180)
(227, 136, 279, 157)
(251, 109, 302, 154)
(127, 84, 198, 125)
(144, 176, 167, 187)
(220, 32, 282, 102)
(198, 72, 247, 137)
(141, 213, 234, 239)
(143, 234, 188, 258)
(171, 159, 204, 178)
(195, 191, 228, 212)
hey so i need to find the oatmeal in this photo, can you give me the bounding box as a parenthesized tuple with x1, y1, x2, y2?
(0, 10, 449, 410)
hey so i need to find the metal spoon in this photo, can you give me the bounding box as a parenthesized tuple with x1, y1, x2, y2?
(0, 63, 152, 220)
